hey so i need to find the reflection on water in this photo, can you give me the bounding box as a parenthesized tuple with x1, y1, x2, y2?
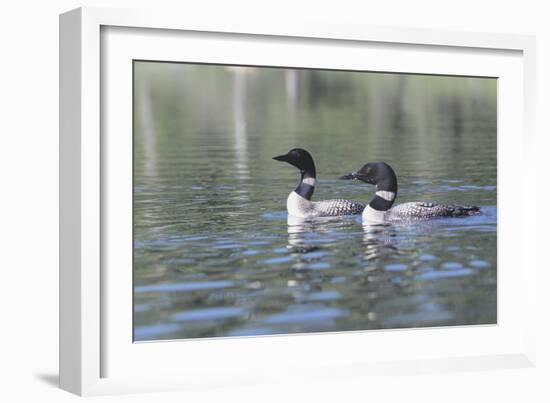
(133, 62, 497, 341)
(362, 225, 399, 262)
(230, 67, 250, 181)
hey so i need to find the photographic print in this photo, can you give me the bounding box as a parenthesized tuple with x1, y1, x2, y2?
(133, 61, 497, 341)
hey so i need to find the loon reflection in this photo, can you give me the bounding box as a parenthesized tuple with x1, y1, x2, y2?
(286, 215, 329, 256)
(287, 215, 400, 265)
(362, 225, 399, 263)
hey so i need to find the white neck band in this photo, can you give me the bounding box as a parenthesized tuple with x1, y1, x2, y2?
(375, 190, 395, 201)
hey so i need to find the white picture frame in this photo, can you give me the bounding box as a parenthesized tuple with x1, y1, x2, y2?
(59, 6, 537, 396)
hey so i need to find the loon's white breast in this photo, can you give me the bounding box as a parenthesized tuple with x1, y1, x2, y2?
(362, 204, 387, 224)
(287, 191, 314, 218)
(361, 190, 395, 224)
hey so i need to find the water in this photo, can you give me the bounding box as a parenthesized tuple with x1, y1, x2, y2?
(133, 62, 497, 341)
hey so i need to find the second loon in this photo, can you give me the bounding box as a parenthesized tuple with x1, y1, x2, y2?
(340, 162, 480, 225)
(273, 148, 365, 218)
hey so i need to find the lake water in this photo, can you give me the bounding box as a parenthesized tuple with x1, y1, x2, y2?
(133, 62, 497, 341)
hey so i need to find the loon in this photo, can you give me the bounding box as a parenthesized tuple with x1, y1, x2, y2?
(273, 148, 365, 218)
(340, 162, 480, 225)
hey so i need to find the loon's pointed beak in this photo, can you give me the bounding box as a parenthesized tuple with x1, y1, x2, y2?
(339, 172, 356, 180)
(273, 154, 289, 162)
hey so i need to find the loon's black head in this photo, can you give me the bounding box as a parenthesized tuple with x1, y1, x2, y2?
(273, 148, 316, 178)
(340, 162, 398, 192)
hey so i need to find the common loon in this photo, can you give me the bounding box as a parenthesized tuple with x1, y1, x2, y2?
(273, 148, 365, 218)
(340, 162, 480, 224)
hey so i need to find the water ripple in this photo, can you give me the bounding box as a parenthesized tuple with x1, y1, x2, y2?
(172, 307, 243, 322)
(135, 280, 235, 293)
